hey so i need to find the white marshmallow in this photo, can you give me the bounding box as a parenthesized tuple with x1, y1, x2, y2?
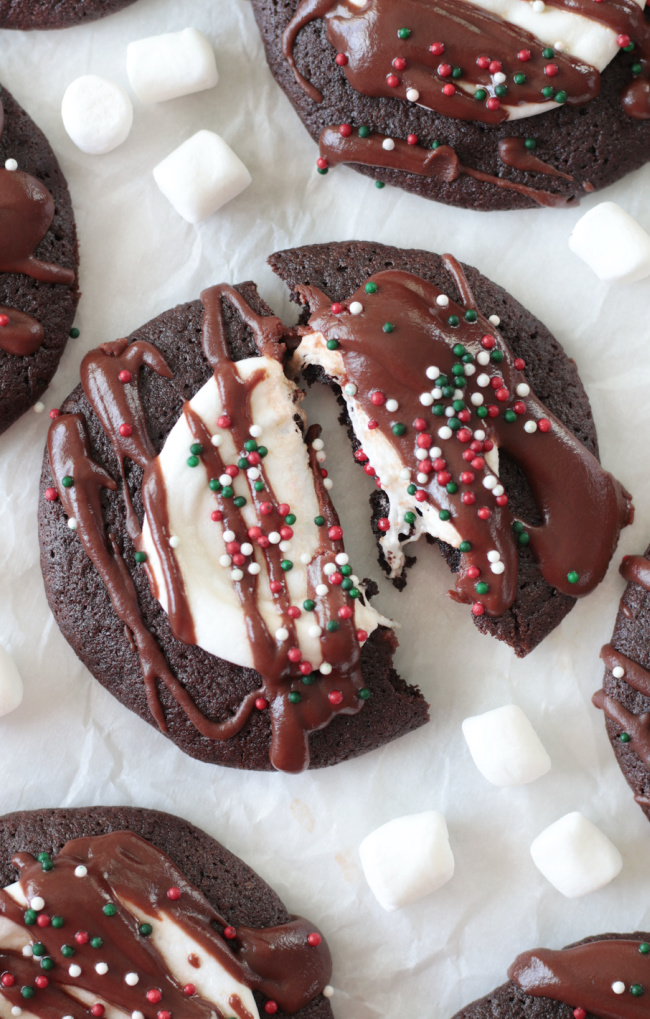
(0, 644, 23, 717)
(359, 811, 454, 912)
(462, 705, 551, 787)
(530, 811, 623, 897)
(153, 130, 251, 224)
(126, 28, 218, 104)
(569, 202, 650, 284)
(61, 75, 133, 155)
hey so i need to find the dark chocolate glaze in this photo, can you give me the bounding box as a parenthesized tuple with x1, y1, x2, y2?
(498, 137, 573, 180)
(621, 554, 650, 590)
(509, 939, 650, 1019)
(319, 127, 573, 206)
(0, 304, 43, 355)
(294, 261, 631, 617)
(601, 644, 650, 698)
(0, 830, 331, 1015)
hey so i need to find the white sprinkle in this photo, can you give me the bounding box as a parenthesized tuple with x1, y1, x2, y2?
(426, 365, 440, 380)
(133, 1012, 145, 1019)
(249, 425, 262, 438)
(400, 468, 412, 479)
(335, 553, 349, 566)
(309, 625, 323, 638)
(453, 389, 464, 401)
(75, 865, 88, 877)
(241, 542, 253, 556)
(382, 138, 395, 151)
(473, 430, 486, 441)
(343, 383, 357, 398)
(524, 420, 537, 434)
(300, 552, 311, 565)
(612, 982, 626, 995)
(416, 448, 429, 460)
(67, 518, 78, 530)
(324, 562, 337, 576)
(419, 392, 434, 406)
(477, 373, 490, 387)
(477, 351, 491, 366)
(483, 476, 498, 491)
(490, 561, 505, 575)
(323, 478, 333, 490)
(489, 315, 501, 327)
(316, 451, 327, 463)
(316, 583, 328, 596)
(471, 393, 484, 407)
(210, 434, 222, 447)
(30, 896, 45, 911)
(417, 473, 429, 484)
(279, 540, 292, 553)
(219, 474, 231, 487)
(350, 301, 364, 315)
(69, 964, 82, 978)
(406, 88, 420, 102)
(532, 0, 545, 9)
(445, 406, 455, 418)
(464, 364, 475, 376)
(231, 569, 244, 581)
(612, 666, 625, 679)
(223, 529, 236, 543)
(12, 1008, 22, 1016)
(493, 72, 506, 84)
(22, 946, 33, 957)
(125, 973, 139, 987)
(95, 963, 108, 975)
(320, 662, 333, 675)
(323, 987, 334, 999)
(248, 563, 261, 575)
(487, 550, 501, 562)
(312, 437, 324, 451)
(430, 446, 442, 458)
(269, 531, 281, 544)
(33, 401, 45, 414)
(436, 295, 449, 308)
(275, 627, 289, 641)
(432, 387, 442, 399)
(219, 555, 232, 568)
(386, 398, 399, 412)
(493, 485, 505, 497)
(438, 426, 452, 440)
(247, 467, 261, 480)
(516, 383, 530, 397)
(5, 158, 18, 171)
(351, 575, 359, 585)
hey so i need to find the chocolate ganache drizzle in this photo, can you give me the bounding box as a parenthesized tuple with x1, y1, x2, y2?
(0, 831, 332, 1017)
(47, 285, 377, 773)
(509, 938, 650, 1019)
(292, 259, 632, 619)
(0, 99, 76, 356)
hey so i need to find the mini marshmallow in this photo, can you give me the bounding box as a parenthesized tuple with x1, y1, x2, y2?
(0, 644, 23, 717)
(126, 28, 218, 104)
(462, 705, 551, 787)
(153, 130, 251, 224)
(359, 811, 454, 912)
(569, 202, 650, 284)
(530, 811, 622, 897)
(61, 76, 133, 155)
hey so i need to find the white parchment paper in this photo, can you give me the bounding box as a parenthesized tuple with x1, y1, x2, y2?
(1, 2, 650, 1016)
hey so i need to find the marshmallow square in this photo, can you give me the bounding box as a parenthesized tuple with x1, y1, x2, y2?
(127, 28, 218, 104)
(569, 201, 650, 284)
(530, 812, 622, 898)
(359, 811, 454, 912)
(462, 705, 551, 787)
(153, 131, 251, 224)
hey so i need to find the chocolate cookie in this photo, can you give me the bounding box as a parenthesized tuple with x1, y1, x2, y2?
(0, 85, 79, 435)
(0, 0, 138, 30)
(593, 549, 650, 822)
(250, 0, 650, 211)
(270, 240, 632, 657)
(454, 933, 650, 1019)
(38, 280, 429, 774)
(0, 805, 334, 1019)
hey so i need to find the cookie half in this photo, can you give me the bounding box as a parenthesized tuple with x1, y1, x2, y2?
(0, 0, 139, 30)
(250, 0, 650, 211)
(38, 281, 429, 773)
(270, 240, 632, 657)
(0, 805, 333, 1018)
(593, 548, 650, 822)
(0, 85, 79, 434)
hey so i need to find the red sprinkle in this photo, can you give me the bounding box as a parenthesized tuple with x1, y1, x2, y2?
(49, 408, 61, 420)
(280, 526, 294, 540)
(45, 487, 58, 502)
(217, 415, 231, 429)
(278, 503, 290, 516)
(476, 55, 490, 69)
(258, 536, 271, 550)
(287, 606, 301, 619)
(617, 33, 631, 47)
(338, 606, 353, 619)
(429, 42, 445, 56)
(370, 390, 386, 406)
(0, 314, 9, 327)
(574, 1010, 587, 1019)
(330, 572, 343, 585)
(223, 926, 237, 940)
(328, 525, 343, 541)
(157, 1012, 171, 1019)
(75, 932, 90, 945)
(167, 887, 181, 901)
(356, 629, 368, 642)
(316, 157, 328, 170)
(496, 494, 509, 506)
(328, 690, 344, 705)
(270, 580, 283, 594)
(486, 97, 500, 110)
(438, 63, 452, 77)
(460, 471, 475, 485)
(288, 648, 302, 663)
(415, 490, 428, 503)
(513, 401, 526, 415)
(225, 465, 239, 478)
(458, 409, 471, 423)
(35, 977, 49, 990)
(335, 53, 348, 66)
(432, 458, 446, 471)
(300, 662, 313, 675)
(413, 417, 427, 431)
(260, 502, 274, 516)
(184, 985, 196, 997)
(487, 406, 499, 418)
(477, 507, 492, 520)
(225, 541, 240, 555)
(518, 49, 531, 61)
(354, 448, 369, 462)
(386, 73, 400, 87)
(457, 428, 472, 443)
(467, 567, 480, 579)
(407, 133, 418, 145)
(472, 603, 485, 616)
(538, 418, 551, 433)
(255, 697, 268, 710)
(488, 60, 502, 73)
(471, 457, 485, 470)
(308, 933, 322, 946)
(416, 433, 433, 448)
(514, 357, 526, 370)
(1, 974, 15, 987)
(367, 419, 379, 430)
(544, 63, 559, 77)
(247, 451, 261, 466)
(463, 450, 474, 463)
(91, 1006, 104, 1017)
(393, 57, 407, 71)
(481, 334, 496, 349)
(232, 553, 245, 567)
(339, 123, 352, 137)
(442, 83, 456, 96)
(437, 470, 452, 486)
(118, 370, 132, 383)
(331, 302, 343, 314)
(36, 914, 51, 928)
(461, 492, 476, 505)
(483, 439, 494, 452)
(364, 464, 376, 476)
(264, 1004, 278, 1015)
(377, 517, 390, 532)
(495, 388, 510, 402)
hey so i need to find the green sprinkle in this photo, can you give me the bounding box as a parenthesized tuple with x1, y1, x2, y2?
(24, 910, 37, 926)
(103, 903, 117, 917)
(51, 916, 63, 929)
(541, 85, 555, 98)
(40, 957, 54, 971)
(37, 854, 50, 863)
(404, 511, 416, 525)
(441, 385, 455, 399)
(254, 481, 265, 492)
(315, 515, 325, 526)
(303, 599, 316, 611)
(233, 496, 246, 508)
(32, 944, 46, 958)
(69, 327, 80, 339)
(139, 924, 153, 937)
(476, 406, 488, 418)
(632, 62, 643, 74)
(358, 125, 370, 138)
(513, 521, 524, 533)
(221, 485, 234, 498)
(317, 167, 328, 176)
(257, 446, 268, 458)
(453, 400, 465, 412)
(365, 281, 378, 294)
(619, 733, 631, 743)
(238, 457, 249, 470)
(554, 91, 567, 103)
(134, 551, 147, 563)
(326, 621, 340, 632)
(439, 510, 451, 522)
(462, 352, 474, 364)
(285, 513, 296, 525)
(407, 483, 417, 496)
(209, 478, 221, 492)
(517, 532, 530, 546)
(61, 475, 74, 488)
(382, 322, 395, 333)
(359, 688, 372, 700)
(189, 443, 203, 456)
(476, 582, 489, 595)
(340, 564, 352, 576)
(280, 559, 293, 572)
(513, 73, 526, 85)
(474, 88, 487, 101)
(448, 417, 461, 431)
(448, 315, 460, 327)
(349, 587, 360, 599)
(41, 860, 53, 872)
(375, 181, 385, 189)
(326, 339, 340, 350)
(433, 404, 445, 417)
(459, 540, 472, 553)
(452, 364, 465, 377)
(446, 482, 458, 494)
(341, 578, 353, 591)
(21, 987, 35, 1000)
(624, 41, 636, 52)
(464, 310, 477, 323)
(244, 439, 258, 452)
(453, 344, 465, 357)
(494, 84, 508, 98)
(491, 350, 504, 363)
(61, 945, 75, 958)
(567, 571, 579, 584)
(302, 674, 317, 685)
(639, 943, 649, 954)
(524, 138, 537, 150)
(431, 140, 441, 150)
(397, 27, 411, 38)
(187, 455, 199, 468)
(542, 47, 555, 58)
(392, 422, 406, 436)
(288, 691, 301, 704)
(631, 986, 644, 997)
(90, 937, 102, 949)
(504, 410, 517, 423)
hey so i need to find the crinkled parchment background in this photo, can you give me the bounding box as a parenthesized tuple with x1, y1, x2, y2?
(1, 1, 650, 1015)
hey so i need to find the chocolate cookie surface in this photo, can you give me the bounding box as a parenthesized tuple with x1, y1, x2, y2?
(0, 0, 139, 30)
(0, 85, 79, 435)
(0, 805, 334, 1019)
(250, 0, 650, 211)
(593, 549, 650, 823)
(38, 281, 428, 773)
(270, 240, 631, 657)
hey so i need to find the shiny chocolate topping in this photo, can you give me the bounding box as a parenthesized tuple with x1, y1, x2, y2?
(509, 938, 650, 1019)
(0, 830, 332, 1016)
(294, 260, 632, 617)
